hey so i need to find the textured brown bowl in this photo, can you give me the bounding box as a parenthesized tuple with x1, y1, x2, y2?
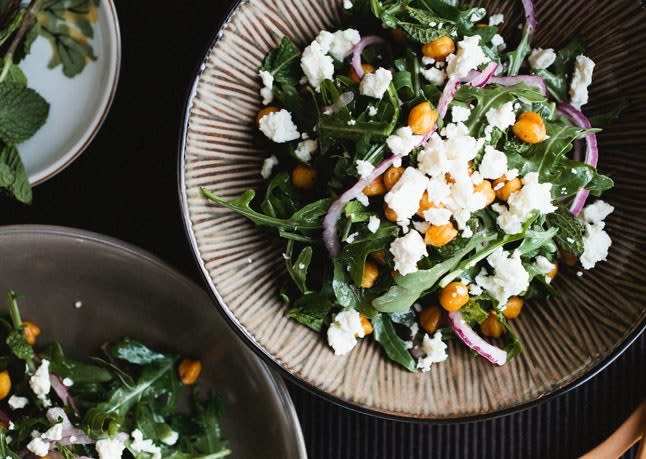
(179, 0, 646, 420)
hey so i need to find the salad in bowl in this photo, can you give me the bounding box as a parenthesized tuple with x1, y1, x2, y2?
(201, 0, 617, 373)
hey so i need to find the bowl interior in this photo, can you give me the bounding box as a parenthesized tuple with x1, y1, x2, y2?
(181, 0, 646, 419)
(0, 226, 305, 458)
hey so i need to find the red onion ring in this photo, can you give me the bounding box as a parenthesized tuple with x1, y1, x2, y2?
(437, 77, 461, 119)
(448, 311, 508, 365)
(557, 103, 598, 216)
(46, 407, 94, 445)
(522, 0, 537, 34)
(489, 75, 547, 96)
(351, 36, 385, 79)
(463, 62, 499, 88)
(50, 374, 79, 415)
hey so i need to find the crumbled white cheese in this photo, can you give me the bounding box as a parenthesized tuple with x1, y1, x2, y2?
(485, 101, 516, 131)
(412, 220, 430, 234)
(417, 331, 449, 372)
(423, 207, 452, 226)
(534, 255, 555, 283)
(386, 126, 423, 157)
(579, 200, 614, 269)
(479, 145, 508, 179)
(343, 0, 353, 9)
(359, 67, 393, 99)
(493, 172, 556, 234)
(505, 168, 519, 180)
(29, 359, 51, 400)
(422, 56, 436, 66)
(42, 424, 63, 442)
(62, 377, 74, 387)
(446, 35, 489, 79)
(475, 248, 530, 305)
(569, 55, 595, 108)
(258, 70, 274, 106)
(131, 429, 161, 459)
(451, 105, 471, 123)
(258, 109, 300, 143)
(300, 41, 334, 90)
(488, 13, 504, 26)
(389, 230, 428, 275)
(356, 192, 369, 206)
(421, 66, 447, 86)
(491, 34, 506, 51)
(27, 437, 50, 457)
(367, 215, 381, 233)
(528, 48, 556, 70)
(260, 155, 279, 179)
(355, 159, 374, 178)
(345, 232, 359, 243)
(327, 309, 365, 355)
(8, 395, 28, 410)
(161, 430, 179, 446)
(316, 29, 361, 61)
(384, 167, 429, 221)
(96, 437, 126, 459)
(294, 139, 318, 162)
(367, 105, 378, 117)
(468, 283, 483, 296)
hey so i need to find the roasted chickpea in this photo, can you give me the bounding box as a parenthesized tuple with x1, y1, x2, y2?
(417, 191, 441, 217)
(419, 305, 442, 334)
(349, 63, 375, 83)
(384, 204, 399, 222)
(255, 106, 280, 127)
(547, 263, 559, 281)
(474, 180, 496, 206)
(439, 282, 469, 312)
(361, 261, 380, 288)
(383, 166, 405, 191)
(23, 321, 41, 346)
(422, 36, 455, 60)
(359, 314, 374, 336)
(291, 164, 317, 190)
(425, 223, 458, 247)
(408, 101, 438, 135)
(363, 176, 386, 196)
(492, 176, 522, 201)
(481, 312, 505, 338)
(503, 296, 524, 319)
(178, 359, 202, 385)
(512, 111, 547, 144)
(0, 370, 11, 400)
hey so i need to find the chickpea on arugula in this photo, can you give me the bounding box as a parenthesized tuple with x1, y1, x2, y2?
(202, 0, 617, 372)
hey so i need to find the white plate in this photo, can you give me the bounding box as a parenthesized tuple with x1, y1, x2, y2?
(17, 0, 121, 185)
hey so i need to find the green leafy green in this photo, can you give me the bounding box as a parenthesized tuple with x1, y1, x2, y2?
(504, 25, 531, 76)
(460, 299, 488, 325)
(0, 142, 31, 203)
(108, 338, 169, 365)
(372, 313, 417, 372)
(0, 82, 49, 144)
(287, 292, 333, 332)
(259, 36, 301, 85)
(545, 207, 586, 256)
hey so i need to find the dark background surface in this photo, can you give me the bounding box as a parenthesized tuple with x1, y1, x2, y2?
(2, 1, 644, 458)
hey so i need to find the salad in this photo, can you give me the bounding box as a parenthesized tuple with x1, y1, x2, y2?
(0, 292, 231, 458)
(202, 0, 618, 372)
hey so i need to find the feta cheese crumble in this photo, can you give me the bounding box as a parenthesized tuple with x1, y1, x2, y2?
(27, 437, 50, 457)
(493, 172, 556, 234)
(569, 55, 595, 108)
(29, 359, 51, 400)
(446, 35, 489, 79)
(479, 145, 508, 179)
(529, 48, 556, 69)
(451, 105, 471, 123)
(491, 34, 506, 51)
(423, 207, 452, 226)
(258, 109, 300, 143)
(42, 424, 63, 441)
(534, 255, 556, 283)
(488, 13, 504, 26)
(421, 66, 447, 86)
(327, 309, 365, 355)
(367, 215, 381, 233)
(258, 70, 274, 105)
(7, 395, 28, 410)
(389, 230, 428, 276)
(485, 101, 516, 131)
(386, 126, 423, 156)
(294, 139, 318, 162)
(316, 29, 361, 61)
(579, 200, 614, 269)
(384, 167, 429, 221)
(417, 331, 449, 372)
(367, 105, 378, 117)
(475, 248, 530, 305)
(96, 437, 126, 459)
(260, 155, 279, 179)
(343, 0, 353, 9)
(355, 159, 374, 178)
(62, 377, 74, 387)
(131, 429, 162, 459)
(300, 41, 334, 90)
(359, 67, 393, 99)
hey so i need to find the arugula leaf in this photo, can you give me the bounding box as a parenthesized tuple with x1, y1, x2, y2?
(533, 35, 586, 102)
(0, 142, 31, 204)
(339, 222, 399, 286)
(284, 243, 312, 294)
(331, 259, 378, 318)
(260, 172, 300, 219)
(42, 342, 113, 384)
(372, 313, 417, 372)
(201, 188, 331, 233)
(287, 292, 333, 332)
(460, 299, 488, 325)
(108, 338, 169, 365)
(0, 82, 49, 144)
(259, 36, 301, 85)
(0, 428, 19, 459)
(504, 25, 531, 76)
(545, 207, 586, 256)
(515, 227, 559, 257)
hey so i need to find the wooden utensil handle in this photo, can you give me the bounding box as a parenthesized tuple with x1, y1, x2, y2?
(580, 401, 645, 459)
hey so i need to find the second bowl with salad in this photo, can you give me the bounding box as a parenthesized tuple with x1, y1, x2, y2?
(180, 0, 646, 420)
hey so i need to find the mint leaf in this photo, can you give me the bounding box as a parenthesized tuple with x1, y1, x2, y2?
(5, 64, 27, 86)
(0, 82, 49, 144)
(0, 142, 32, 204)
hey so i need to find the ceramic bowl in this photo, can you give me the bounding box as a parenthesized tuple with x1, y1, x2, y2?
(0, 226, 307, 457)
(179, 0, 646, 420)
(18, 0, 121, 185)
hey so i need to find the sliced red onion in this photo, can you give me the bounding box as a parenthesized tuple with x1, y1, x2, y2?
(448, 311, 508, 365)
(522, 0, 537, 34)
(489, 75, 547, 96)
(323, 154, 402, 256)
(437, 77, 461, 119)
(322, 91, 355, 115)
(351, 35, 384, 79)
(463, 62, 498, 88)
(46, 407, 94, 445)
(50, 374, 79, 416)
(557, 103, 599, 216)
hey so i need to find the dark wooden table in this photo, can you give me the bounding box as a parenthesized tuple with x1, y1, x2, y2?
(2, 1, 644, 457)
